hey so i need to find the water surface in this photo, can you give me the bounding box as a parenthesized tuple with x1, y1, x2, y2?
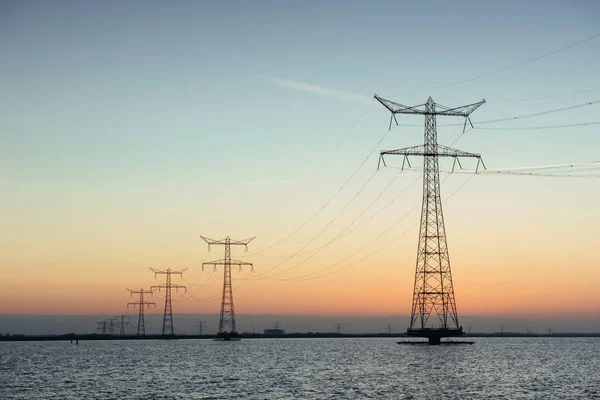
(1, 338, 598, 399)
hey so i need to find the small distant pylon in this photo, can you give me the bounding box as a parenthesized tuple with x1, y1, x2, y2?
(115, 315, 132, 336)
(387, 324, 392, 335)
(335, 323, 343, 334)
(97, 320, 108, 335)
(127, 288, 156, 335)
(108, 318, 116, 335)
(197, 320, 204, 336)
(151, 268, 187, 336)
(201, 235, 255, 338)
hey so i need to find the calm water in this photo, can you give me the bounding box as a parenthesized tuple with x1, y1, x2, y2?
(1, 338, 599, 399)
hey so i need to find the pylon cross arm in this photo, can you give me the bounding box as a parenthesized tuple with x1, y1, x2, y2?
(200, 235, 255, 247)
(374, 94, 485, 117)
(203, 259, 254, 272)
(374, 94, 426, 115)
(434, 100, 486, 116)
(378, 145, 485, 172)
(150, 268, 187, 276)
(381, 144, 481, 158)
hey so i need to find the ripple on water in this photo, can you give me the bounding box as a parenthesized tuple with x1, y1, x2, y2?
(1, 338, 599, 399)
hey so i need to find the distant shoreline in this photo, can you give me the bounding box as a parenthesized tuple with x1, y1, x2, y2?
(1, 332, 599, 342)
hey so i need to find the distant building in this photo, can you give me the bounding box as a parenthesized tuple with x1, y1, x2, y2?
(263, 328, 285, 335)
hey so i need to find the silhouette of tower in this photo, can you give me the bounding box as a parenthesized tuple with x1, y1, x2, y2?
(375, 94, 485, 344)
(335, 323, 343, 334)
(151, 268, 187, 336)
(107, 317, 116, 335)
(115, 315, 131, 336)
(127, 288, 156, 335)
(201, 235, 254, 338)
(97, 320, 108, 335)
(197, 320, 204, 336)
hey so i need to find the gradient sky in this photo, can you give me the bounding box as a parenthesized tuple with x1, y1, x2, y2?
(1, 1, 599, 325)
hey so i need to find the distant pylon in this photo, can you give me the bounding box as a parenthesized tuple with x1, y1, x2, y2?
(387, 324, 392, 335)
(97, 320, 107, 335)
(151, 268, 187, 336)
(197, 320, 204, 336)
(127, 288, 156, 335)
(201, 235, 255, 338)
(375, 94, 485, 345)
(108, 317, 115, 335)
(335, 323, 342, 334)
(115, 315, 131, 336)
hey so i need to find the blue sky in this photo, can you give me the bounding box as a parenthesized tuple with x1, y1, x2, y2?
(2, 0, 599, 184)
(1, 1, 599, 319)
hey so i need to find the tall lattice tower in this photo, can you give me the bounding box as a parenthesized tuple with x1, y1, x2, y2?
(375, 94, 485, 344)
(151, 268, 187, 336)
(201, 235, 254, 338)
(127, 288, 156, 335)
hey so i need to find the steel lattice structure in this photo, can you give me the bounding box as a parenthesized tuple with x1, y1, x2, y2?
(201, 235, 254, 338)
(375, 94, 485, 344)
(96, 320, 108, 335)
(115, 314, 131, 336)
(127, 288, 156, 335)
(151, 268, 187, 336)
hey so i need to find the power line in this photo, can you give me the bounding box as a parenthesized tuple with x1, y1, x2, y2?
(250, 125, 395, 256)
(176, 269, 216, 300)
(472, 121, 600, 130)
(391, 99, 600, 129)
(317, 106, 371, 170)
(287, 174, 477, 282)
(251, 173, 421, 280)
(250, 172, 421, 261)
(476, 161, 600, 172)
(262, 177, 448, 281)
(388, 33, 600, 98)
(254, 107, 372, 244)
(478, 170, 600, 179)
(252, 168, 381, 278)
(395, 161, 600, 179)
(475, 100, 600, 126)
(488, 88, 600, 103)
(249, 172, 473, 283)
(448, 100, 600, 146)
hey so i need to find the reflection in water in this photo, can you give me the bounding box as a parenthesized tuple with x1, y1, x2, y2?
(1, 338, 599, 399)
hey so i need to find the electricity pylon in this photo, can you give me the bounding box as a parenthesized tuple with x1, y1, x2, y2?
(127, 288, 156, 336)
(96, 320, 107, 335)
(151, 268, 187, 336)
(335, 323, 343, 334)
(201, 235, 254, 338)
(107, 317, 116, 335)
(197, 320, 204, 336)
(375, 94, 485, 344)
(115, 315, 132, 336)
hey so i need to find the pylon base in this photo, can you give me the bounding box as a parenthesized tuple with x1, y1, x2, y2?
(397, 340, 474, 345)
(216, 332, 239, 341)
(406, 328, 464, 345)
